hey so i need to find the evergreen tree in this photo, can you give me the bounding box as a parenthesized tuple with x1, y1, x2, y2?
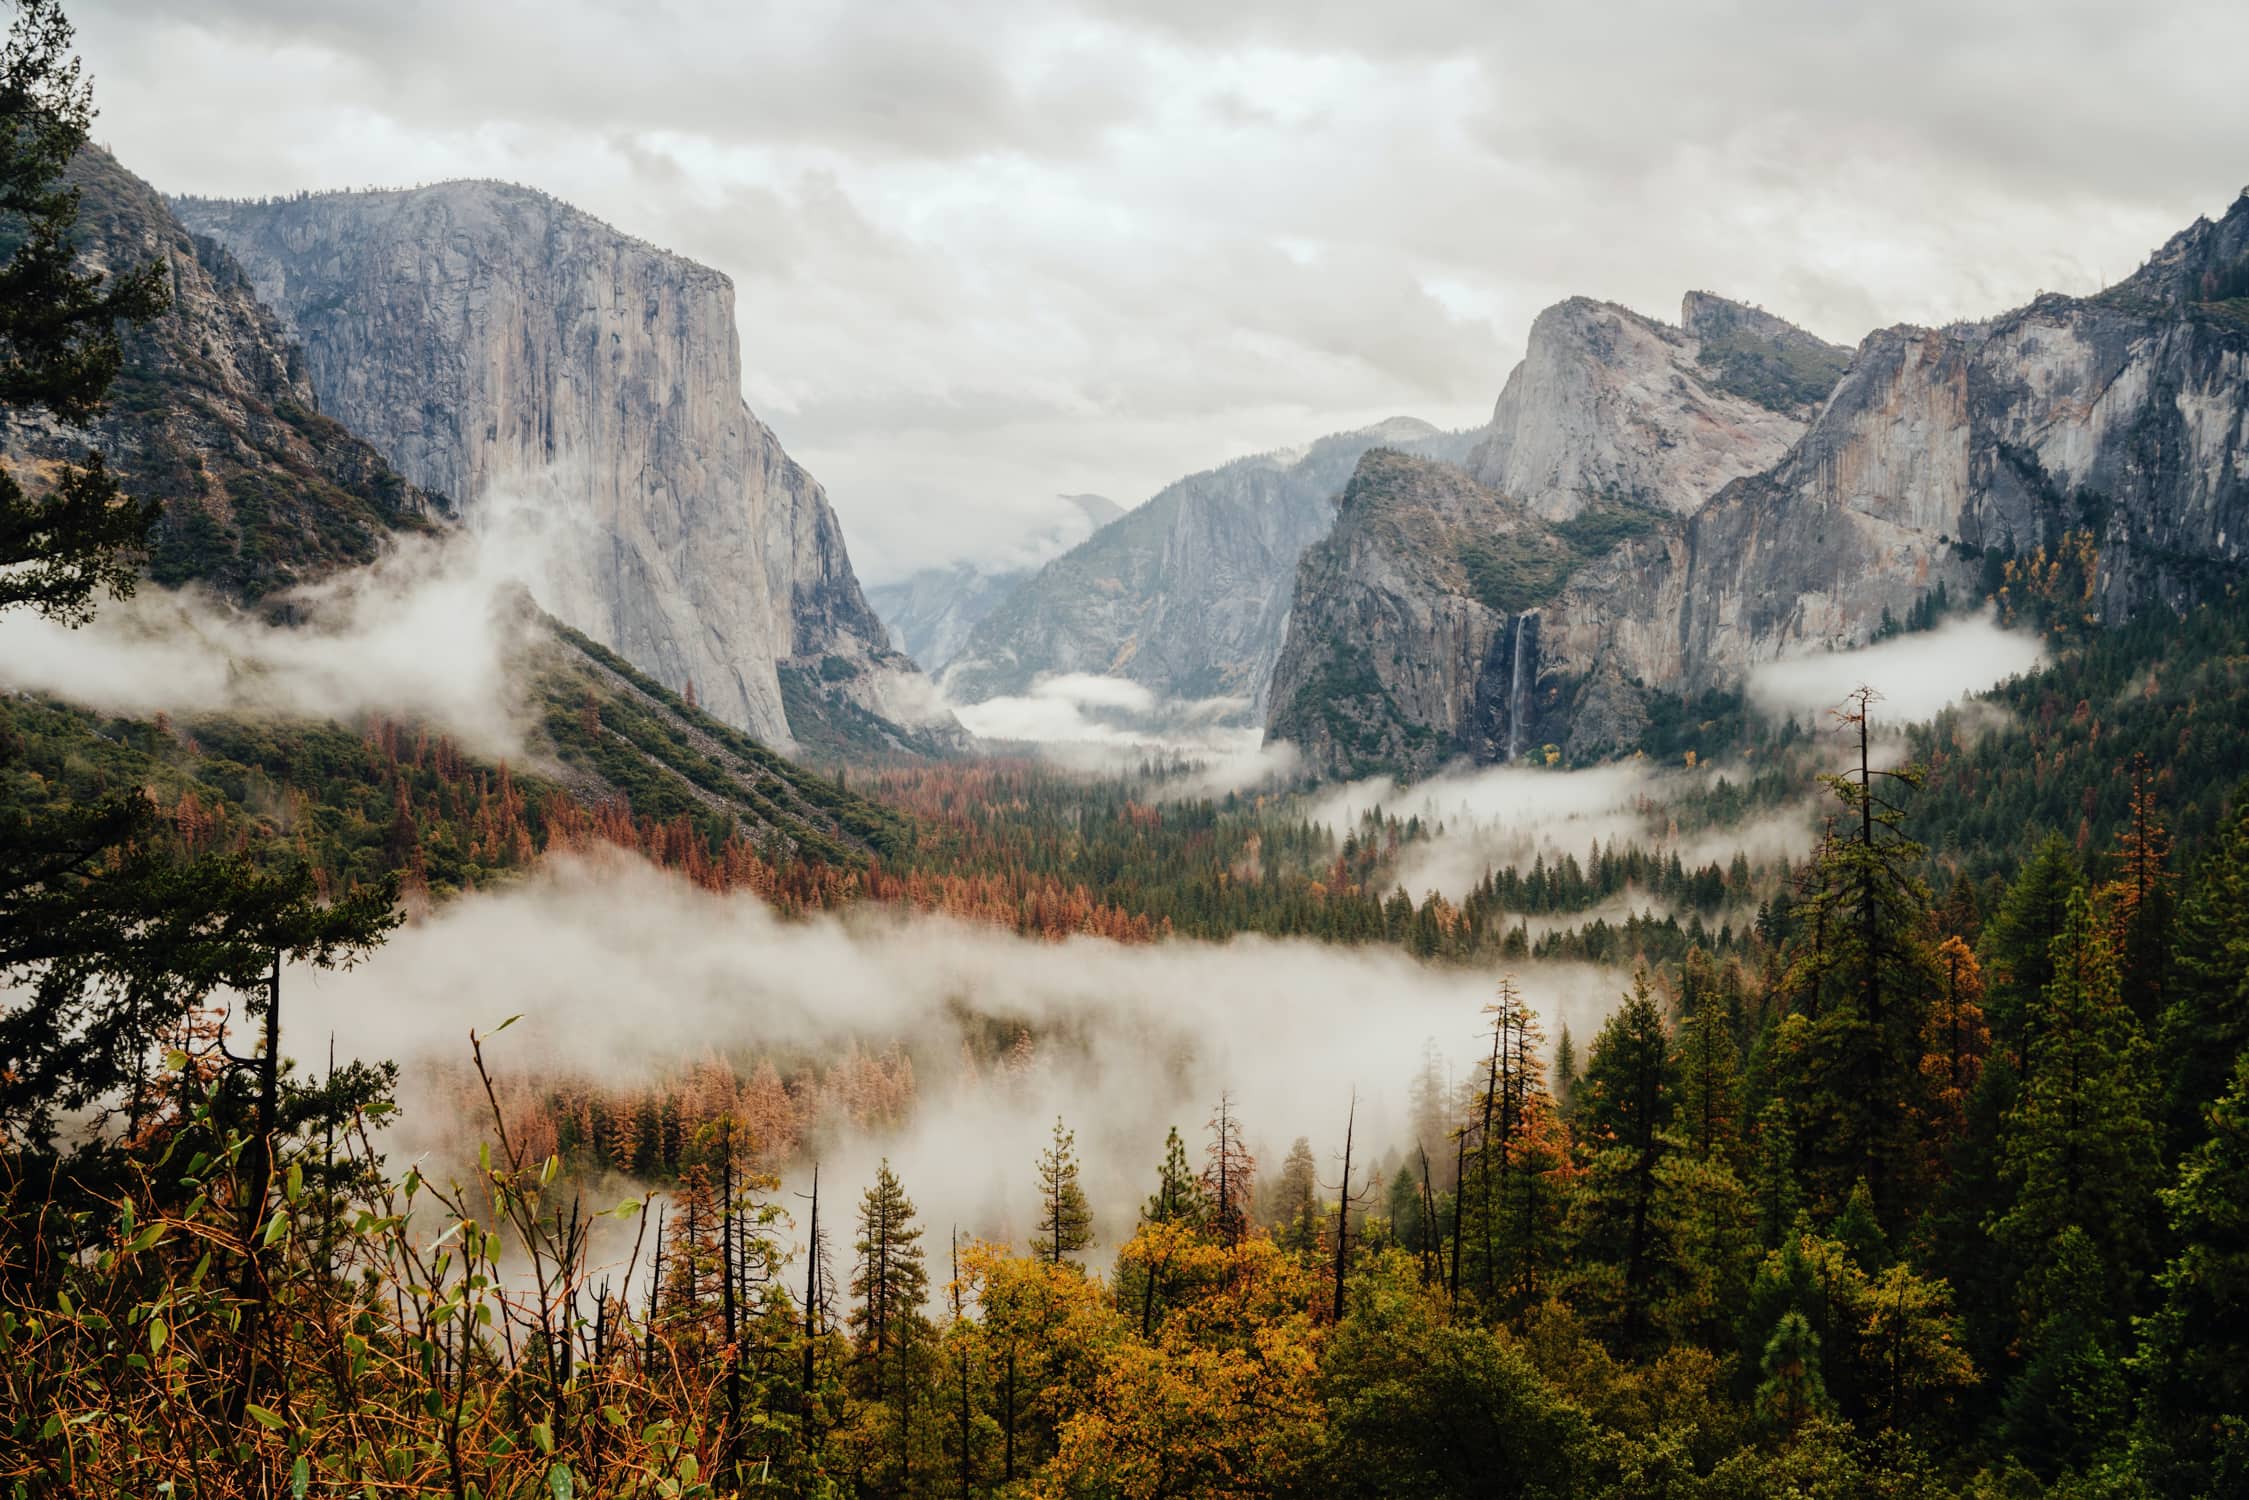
(1994, 891, 2160, 1322)
(1552, 1024, 1577, 1110)
(1270, 1136, 1321, 1253)
(0, 0, 391, 1186)
(1570, 969, 1674, 1345)
(1789, 686, 1941, 1219)
(1980, 835, 2084, 1074)
(1033, 1115, 1092, 1266)
(1675, 1001, 1742, 1164)
(1756, 1310, 1833, 1432)
(2133, 1054, 2249, 1493)
(1203, 1092, 1255, 1247)
(850, 1159, 929, 1412)
(2106, 753, 2174, 1025)
(0, 0, 169, 621)
(2156, 790, 2249, 1157)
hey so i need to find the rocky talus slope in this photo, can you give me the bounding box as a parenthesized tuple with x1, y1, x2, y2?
(176, 183, 958, 756)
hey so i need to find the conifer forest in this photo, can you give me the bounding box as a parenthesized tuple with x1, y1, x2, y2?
(5, 1, 2249, 1495)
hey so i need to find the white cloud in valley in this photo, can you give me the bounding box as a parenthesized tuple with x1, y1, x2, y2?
(64, 0, 2249, 582)
(1744, 611, 2049, 726)
(284, 850, 1626, 1266)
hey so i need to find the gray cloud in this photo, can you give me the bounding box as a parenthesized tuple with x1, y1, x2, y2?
(67, 0, 2249, 580)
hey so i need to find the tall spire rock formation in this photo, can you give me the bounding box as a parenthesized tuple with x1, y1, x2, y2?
(175, 183, 955, 755)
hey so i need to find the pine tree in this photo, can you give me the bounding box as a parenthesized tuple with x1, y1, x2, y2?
(1203, 1092, 1255, 1247)
(2133, 1054, 2249, 1492)
(1980, 835, 2084, 1075)
(2106, 753, 2174, 1024)
(1033, 1116, 1093, 1266)
(0, 0, 170, 621)
(2156, 791, 2249, 1157)
(1790, 686, 1940, 1219)
(1270, 1136, 1320, 1253)
(1756, 1311, 1832, 1432)
(1570, 969, 1674, 1345)
(1919, 934, 1989, 1150)
(1993, 890, 2160, 1312)
(0, 0, 390, 1181)
(1675, 1003, 1742, 1164)
(850, 1159, 929, 1410)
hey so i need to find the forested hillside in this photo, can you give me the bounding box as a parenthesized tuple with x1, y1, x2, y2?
(5, 2, 2249, 1497)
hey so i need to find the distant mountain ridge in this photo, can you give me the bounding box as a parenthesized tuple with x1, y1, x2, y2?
(868, 493, 1123, 673)
(175, 182, 960, 758)
(942, 417, 1481, 711)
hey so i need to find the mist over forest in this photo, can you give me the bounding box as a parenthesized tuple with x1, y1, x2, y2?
(6, 1, 2249, 1496)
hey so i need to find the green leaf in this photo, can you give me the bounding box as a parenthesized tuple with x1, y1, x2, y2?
(547, 1463, 573, 1500)
(148, 1316, 167, 1353)
(126, 1223, 167, 1254)
(284, 1161, 303, 1205)
(492, 1013, 523, 1035)
(262, 1209, 289, 1248)
(478, 1141, 492, 1173)
(243, 1402, 286, 1431)
(164, 1048, 189, 1072)
(531, 1420, 554, 1454)
(290, 1455, 309, 1500)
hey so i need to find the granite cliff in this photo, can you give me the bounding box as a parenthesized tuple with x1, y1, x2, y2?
(943, 418, 1479, 711)
(1465, 292, 1846, 520)
(1269, 195, 2249, 774)
(175, 183, 957, 756)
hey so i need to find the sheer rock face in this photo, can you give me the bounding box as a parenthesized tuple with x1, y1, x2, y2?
(1270, 198, 2249, 773)
(1466, 294, 1844, 521)
(175, 183, 952, 753)
(1264, 451, 1542, 777)
(943, 417, 1477, 711)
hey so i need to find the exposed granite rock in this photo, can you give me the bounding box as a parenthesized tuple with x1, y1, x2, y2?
(0, 152, 442, 602)
(1465, 294, 1844, 520)
(175, 182, 956, 753)
(1267, 198, 2249, 775)
(944, 417, 1478, 711)
(1264, 451, 1555, 777)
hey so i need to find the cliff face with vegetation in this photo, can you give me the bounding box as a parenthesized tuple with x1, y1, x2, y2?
(944, 418, 1478, 711)
(0, 151, 443, 601)
(175, 183, 958, 756)
(1271, 198, 2249, 773)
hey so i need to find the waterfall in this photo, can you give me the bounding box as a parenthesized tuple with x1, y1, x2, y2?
(1505, 610, 1539, 761)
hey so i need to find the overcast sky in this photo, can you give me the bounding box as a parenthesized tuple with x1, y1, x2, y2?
(71, 0, 2249, 583)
